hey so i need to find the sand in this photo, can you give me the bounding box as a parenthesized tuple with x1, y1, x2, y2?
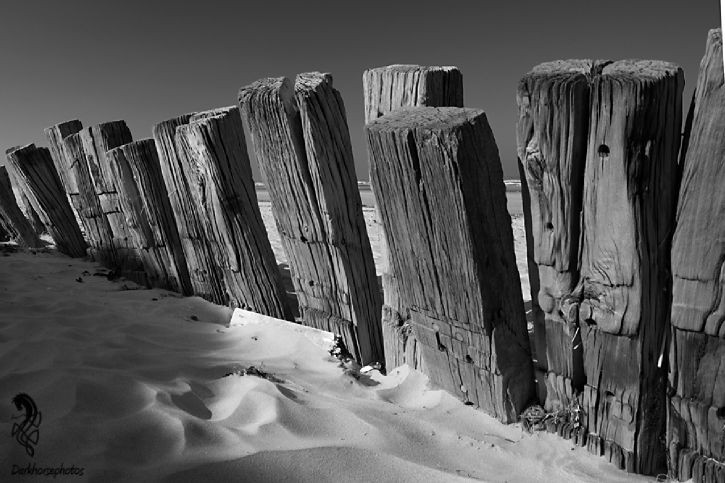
(0, 195, 657, 482)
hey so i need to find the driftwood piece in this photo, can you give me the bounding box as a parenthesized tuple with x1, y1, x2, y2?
(516, 60, 595, 410)
(79, 122, 145, 282)
(367, 106, 534, 422)
(174, 107, 291, 318)
(570, 60, 683, 474)
(668, 28, 725, 483)
(61, 133, 115, 263)
(239, 73, 383, 365)
(107, 139, 192, 294)
(45, 120, 84, 230)
(6, 145, 87, 257)
(0, 166, 43, 247)
(362, 64, 463, 372)
(153, 114, 227, 303)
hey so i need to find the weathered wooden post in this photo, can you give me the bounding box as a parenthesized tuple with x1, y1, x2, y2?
(239, 73, 383, 365)
(4, 155, 45, 236)
(174, 107, 292, 318)
(153, 114, 228, 304)
(516, 60, 594, 411)
(569, 60, 683, 474)
(79, 122, 146, 282)
(6, 145, 87, 257)
(363, 64, 463, 372)
(45, 120, 84, 227)
(667, 28, 725, 483)
(107, 139, 193, 295)
(61, 132, 116, 263)
(0, 166, 43, 247)
(367, 106, 535, 422)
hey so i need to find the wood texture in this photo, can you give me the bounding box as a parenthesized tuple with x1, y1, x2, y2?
(107, 139, 193, 294)
(174, 107, 291, 318)
(239, 73, 383, 365)
(668, 28, 725, 483)
(575, 60, 682, 474)
(61, 132, 115, 263)
(6, 144, 87, 257)
(367, 106, 534, 423)
(4, 155, 45, 236)
(153, 114, 227, 303)
(0, 166, 43, 247)
(516, 60, 595, 410)
(78, 122, 145, 281)
(363, 64, 463, 372)
(44, 120, 84, 231)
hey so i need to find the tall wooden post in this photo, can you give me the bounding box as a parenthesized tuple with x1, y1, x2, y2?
(45, 120, 84, 230)
(174, 107, 292, 319)
(571, 60, 683, 474)
(367, 106, 534, 423)
(239, 73, 383, 365)
(79, 122, 145, 282)
(0, 166, 43, 247)
(516, 60, 594, 410)
(667, 29, 725, 483)
(6, 145, 87, 257)
(4, 156, 45, 236)
(153, 114, 227, 304)
(61, 132, 116, 264)
(107, 139, 193, 294)
(363, 64, 463, 372)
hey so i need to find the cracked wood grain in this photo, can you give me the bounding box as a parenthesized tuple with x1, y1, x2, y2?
(0, 165, 43, 247)
(239, 73, 383, 365)
(363, 64, 463, 372)
(6, 144, 86, 257)
(45, 120, 84, 233)
(173, 107, 292, 319)
(667, 28, 725, 483)
(367, 106, 534, 423)
(107, 139, 193, 295)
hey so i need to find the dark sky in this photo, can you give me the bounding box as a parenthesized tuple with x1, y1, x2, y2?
(0, 1, 719, 180)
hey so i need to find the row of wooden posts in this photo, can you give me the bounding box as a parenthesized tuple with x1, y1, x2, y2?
(0, 27, 722, 483)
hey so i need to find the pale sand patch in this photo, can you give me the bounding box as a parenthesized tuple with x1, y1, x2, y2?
(0, 240, 653, 482)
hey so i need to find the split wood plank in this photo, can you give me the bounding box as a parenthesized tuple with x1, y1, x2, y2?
(571, 60, 683, 474)
(667, 28, 725, 483)
(107, 139, 193, 294)
(45, 120, 84, 231)
(0, 165, 43, 247)
(362, 64, 463, 372)
(367, 106, 534, 423)
(516, 60, 596, 410)
(6, 144, 87, 257)
(239, 73, 383, 365)
(174, 107, 291, 318)
(153, 114, 227, 303)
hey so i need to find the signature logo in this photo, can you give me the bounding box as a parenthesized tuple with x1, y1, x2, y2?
(10, 393, 41, 457)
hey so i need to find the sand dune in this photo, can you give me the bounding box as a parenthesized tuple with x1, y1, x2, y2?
(0, 242, 655, 482)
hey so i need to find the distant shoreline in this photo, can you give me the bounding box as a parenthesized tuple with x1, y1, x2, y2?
(254, 179, 523, 193)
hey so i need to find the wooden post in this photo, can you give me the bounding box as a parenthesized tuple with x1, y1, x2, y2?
(61, 132, 116, 264)
(45, 120, 84, 232)
(174, 107, 292, 319)
(4, 156, 45, 236)
(367, 106, 535, 423)
(239, 73, 383, 365)
(362, 64, 463, 372)
(668, 29, 725, 483)
(0, 166, 43, 247)
(153, 114, 228, 304)
(6, 145, 87, 257)
(567, 60, 683, 474)
(107, 139, 193, 295)
(516, 60, 594, 411)
(79, 122, 146, 282)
